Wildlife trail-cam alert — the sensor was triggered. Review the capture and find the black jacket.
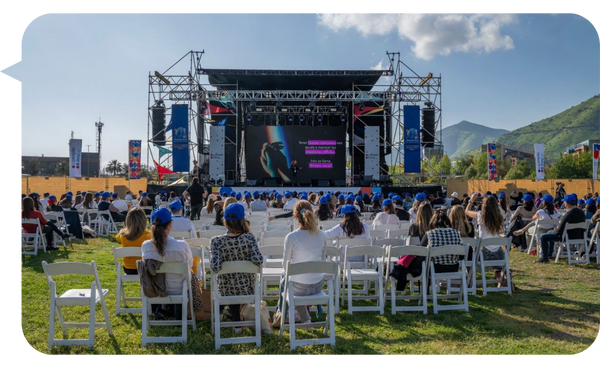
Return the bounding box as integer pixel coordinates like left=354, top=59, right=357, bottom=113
left=556, top=207, right=586, bottom=239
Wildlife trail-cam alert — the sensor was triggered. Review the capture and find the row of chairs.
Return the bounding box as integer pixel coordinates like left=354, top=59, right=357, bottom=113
left=526, top=220, right=599, bottom=265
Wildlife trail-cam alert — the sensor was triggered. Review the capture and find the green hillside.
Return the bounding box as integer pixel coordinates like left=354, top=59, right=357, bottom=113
left=438, top=120, right=509, bottom=158
left=496, top=95, right=600, bottom=162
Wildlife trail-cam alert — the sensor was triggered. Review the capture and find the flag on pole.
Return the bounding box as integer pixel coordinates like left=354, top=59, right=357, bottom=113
left=487, top=143, right=497, bottom=181
left=534, top=143, right=545, bottom=181
left=155, top=144, right=172, bottom=158
left=154, top=160, right=176, bottom=181
left=593, top=143, right=600, bottom=180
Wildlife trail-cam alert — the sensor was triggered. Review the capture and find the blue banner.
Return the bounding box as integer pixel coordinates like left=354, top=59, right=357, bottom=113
left=171, top=104, right=189, bottom=172
left=403, top=105, right=421, bottom=173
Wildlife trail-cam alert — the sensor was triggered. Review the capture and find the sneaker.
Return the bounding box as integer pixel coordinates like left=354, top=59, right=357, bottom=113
left=513, top=229, right=525, bottom=236
left=534, top=258, right=549, bottom=264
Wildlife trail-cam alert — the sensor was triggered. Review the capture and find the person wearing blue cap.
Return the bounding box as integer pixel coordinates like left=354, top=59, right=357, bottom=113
left=584, top=198, right=597, bottom=220
left=373, top=198, right=401, bottom=227
left=111, top=192, right=129, bottom=213
left=510, top=193, right=537, bottom=227
left=408, top=193, right=427, bottom=222
left=250, top=191, right=268, bottom=212
left=336, top=194, right=345, bottom=211
left=536, top=194, right=586, bottom=263
left=40, top=192, right=51, bottom=209
left=362, top=192, right=371, bottom=206
left=370, top=193, right=382, bottom=212
left=169, top=200, right=197, bottom=237
left=283, top=191, right=297, bottom=211
left=577, top=198, right=585, bottom=209
left=403, top=193, right=413, bottom=211
left=316, top=195, right=332, bottom=221
left=58, top=193, right=74, bottom=210
left=98, top=192, right=126, bottom=222
left=46, top=195, right=64, bottom=212
left=272, top=200, right=326, bottom=328
left=354, top=195, right=365, bottom=213
left=141, top=208, right=195, bottom=318
left=392, top=195, right=410, bottom=222
left=210, top=203, right=263, bottom=324
left=234, top=192, right=248, bottom=211
left=270, top=193, right=283, bottom=209
left=324, top=204, right=369, bottom=241
left=514, top=194, right=561, bottom=244
left=76, top=192, right=98, bottom=211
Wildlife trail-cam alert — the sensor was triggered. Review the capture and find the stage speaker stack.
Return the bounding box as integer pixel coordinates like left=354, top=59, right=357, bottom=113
left=246, top=180, right=257, bottom=186
left=152, top=104, right=166, bottom=146
left=422, top=106, right=435, bottom=148
left=318, top=179, right=330, bottom=187
left=334, top=180, right=345, bottom=187
left=224, top=180, right=235, bottom=186
left=264, top=178, right=277, bottom=187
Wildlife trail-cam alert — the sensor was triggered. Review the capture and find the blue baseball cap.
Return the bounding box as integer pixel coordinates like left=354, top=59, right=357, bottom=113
left=275, top=193, right=282, bottom=199
left=219, top=187, right=232, bottom=196
left=498, top=192, right=506, bottom=199
left=235, top=192, right=242, bottom=200
left=355, top=196, right=363, bottom=202
left=151, top=208, right=172, bottom=225
left=142, top=192, right=148, bottom=197
left=244, top=192, right=251, bottom=199
left=382, top=199, right=393, bottom=207
left=224, top=203, right=245, bottom=221
left=49, top=195, right=57, bottom=201
left=284, top=191, right=292, bottom=198
left=300, top=194, right=308, bottom=200
left=564, top=194, right=577, bottom=205
left=94, top=192, right=100, bottom=198
left=67, top=191, right=73, bottom=196
left=325, top=193, right=332, bottom=201
left=230, top=191, right=236, bottom=198
left=340, top=204, right=357, bottom=215
left=415, top=193, right=426, bottom=201
left=346, top=195, right=354, bottom=202
left=392, top=195, right=402, bottom=202
left=522, top=194, right=534, bottom=202
left=363, top=192, right=368, bottom=197
left=252, top=190, right=260, bottom=197
left=338, top=194, right=345, bottom=201
left=112, top=193, right=119, bottom=199
left=82, top=191, right=87, bottom=196
left=542, top=194, right=554, bottom=203
left=578, top=199, right=585, bottom=205
left=169, top=200, right=183, bottom=212
left=161, top=196, right=168, bottom=201
left=585, top=198, right=595, bottom=206
left=319, top=196, right=328, bottom=205
left=388, top=192, right=394, bottom=198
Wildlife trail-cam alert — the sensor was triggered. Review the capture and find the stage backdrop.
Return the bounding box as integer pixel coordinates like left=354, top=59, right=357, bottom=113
left=245, top=126, right=346, bottom=183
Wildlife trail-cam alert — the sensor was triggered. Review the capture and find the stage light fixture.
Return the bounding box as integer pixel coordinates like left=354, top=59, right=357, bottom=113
left=288, top=115, right=294, bottom=123
left=316, top=114, right=323, bottom=123
left=249, top=101, right=257, bottom=111
left=154, top=71, right=171, bottom=85
left=319, top=92, right=326, bottom=99
left=299, top=115, right=305, bottom=123
left=308, top=101, right=316, bottom=112
left=276, top=101, right=283, bottom=112
left=359, top=102, right=366, bottom=111
left=246, top=115, right=252, bottom=123
left=340, top=115, right=347, bottom=123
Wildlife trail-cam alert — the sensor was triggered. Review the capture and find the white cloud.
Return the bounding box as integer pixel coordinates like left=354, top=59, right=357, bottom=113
left=370, top=61, right=384, bottom=70
left=317, top=14, right=517, bottom=60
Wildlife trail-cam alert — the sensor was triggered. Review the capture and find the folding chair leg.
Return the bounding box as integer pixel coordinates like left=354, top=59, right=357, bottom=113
left=289, top=291, right=296, bottom=350
left=101, top=297, right=113, bottom=336
left=49, top=298, right=56, bottom=347
left=89, top=288, right=96, bottom=347
left=56, top=305, right=67, bottom=336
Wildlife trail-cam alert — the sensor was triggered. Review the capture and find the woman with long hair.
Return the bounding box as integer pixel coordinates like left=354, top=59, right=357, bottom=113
left=213, top=197, right=237, bottom=227
left=324, top=204, right=369, bottom=240
left=514, top=194, right=562, bottom=245
left=408, top=193, right=427, bottom=222
left=585, top=198, right=597, bottom=220
left=141, top=208, right=196, bottom=319
left=73, top=194, right=83, bottom=208
left=116, top=207, right=151, bottom=275
left=316, top=196, right=332, bottom=221
left=449, top=205, right=475, bottom=238
left=22, top=197, right=65, bottom=251
left=466, top=194, right=505, bottom=260
left=355, top=196, right=366, bottom=213
left=510, top=193, right=537, bottom=225
left=308, top=193, right=318, bottom=206
left=273, top=200, right=326, bottom=327
left=201, top=197, right=215, bottom=216
left=371, top=194, right=382, bottom=212
left=76, top=192, right=98, bottom=210
left=407, top=202, right=434, bottom=240
left=210, top=203, right=262, bottom=324
left=498, top=192, right=509, bottom=218
left=270, top=194, right=283, bottom=209
left=372, top=199, right=401, bottom=226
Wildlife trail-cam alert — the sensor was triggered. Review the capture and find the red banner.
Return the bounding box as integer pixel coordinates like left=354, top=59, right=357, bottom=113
left=128, top=140, right=142, bottom=179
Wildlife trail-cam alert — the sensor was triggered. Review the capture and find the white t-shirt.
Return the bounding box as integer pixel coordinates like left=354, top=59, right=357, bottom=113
left=171, top=215, right=197, bottom=237
left=283, top=198, right=298, bottom=211
left=250, top=200, right=268, bottom=212
left=324, top=223, right=370, bottom=239
left=112, top=199, right=128, bottom=212
left=373, top=212, right=400, bottom=226
left=535, top=209, right=561, bottom=229
left=477, top=212, right=503, bottom=252
left=75, top=201, right=98, bottom=210
left=408, top=208, right=417, bottom=223
left=283, top=229, right=326, bottom=284
left=201, top=207, right=215, bottom=217
left=141, top=235, right=193, bottom=295
left=237, top=200, right=249, bottom=211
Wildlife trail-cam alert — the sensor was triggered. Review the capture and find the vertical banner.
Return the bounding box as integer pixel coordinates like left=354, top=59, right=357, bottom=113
left=593, top=143, right=600, bottom=180
left=209, top=125, right=226, bottom=180
left=403, top=105, right=421, bottom=173
left=534, top=143, right=545, bottom=181
left=171, top=104, right=190, bottom=172
left=364, top=126, right=380, bottom=180
left=69, top=139, right=82, bottom=177
left=487, top=143, right=497, bottom=181
left=128, top=140, right=142, bottom=179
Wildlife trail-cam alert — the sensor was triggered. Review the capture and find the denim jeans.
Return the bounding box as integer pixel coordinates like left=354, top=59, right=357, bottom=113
left=539, top=232, right=561, bottom=259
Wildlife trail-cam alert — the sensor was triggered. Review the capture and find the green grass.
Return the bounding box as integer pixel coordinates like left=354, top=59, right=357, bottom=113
left=22, top=238, right=600, bottom=354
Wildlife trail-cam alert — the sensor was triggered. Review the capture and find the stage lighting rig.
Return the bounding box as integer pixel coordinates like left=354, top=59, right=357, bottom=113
left=340, top=115, right=347, bottom=123
left=299, top=115, right=305, bottom=123
left=288, top=115, right=294, bottom=123
left=154, top=71, right=171, bottom=85
left=308, top=101, right=316, bottom=112
left=276, top=101, right=283, bottom=112
left=358, top=102, right=366, bottom=111
left=316, top=114, right=323, bottom=124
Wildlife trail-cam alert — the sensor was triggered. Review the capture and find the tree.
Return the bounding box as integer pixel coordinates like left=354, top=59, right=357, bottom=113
left=505, top=160, right=535, bottom=179
left=54, top=161, right=69, bottom=176
left=106, top=160, right=121, bottom=176
left=440, top=155, right=452, bottom=176
left=26, top=157, right=41, bottom=176
left=547, top=151, right=593, bottom=179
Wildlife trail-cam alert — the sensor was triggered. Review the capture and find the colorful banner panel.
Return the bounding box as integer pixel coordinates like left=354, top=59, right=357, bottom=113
left=487, top=143, right=497, bottom=181
left=209, top=126, right=226, bottom=181
left=171, top=104, right=190, bottom=173
left=365, top=126, right=380, bottom=180
left=69, top=139, right=82, bottom=178
left=593, top=143, right=600, bottom=181
left=534, top=143, right=545, bottom=181
left=403, top=105, right=421, bottom=173
left=128, top=140, right=142, bottom=179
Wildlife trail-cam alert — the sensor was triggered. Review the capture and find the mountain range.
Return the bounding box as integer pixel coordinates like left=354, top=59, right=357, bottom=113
left=440, top=95, right=600, bottom=162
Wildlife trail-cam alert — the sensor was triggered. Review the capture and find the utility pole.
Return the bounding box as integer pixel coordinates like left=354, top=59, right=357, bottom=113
left=86, top=145, right=91, bottom=177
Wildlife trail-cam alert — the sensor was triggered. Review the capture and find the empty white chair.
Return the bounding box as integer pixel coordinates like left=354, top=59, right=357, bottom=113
left=555, top=223, right=590, bottom=264
left=279, top=261, right=337, bottom=350
left=388, top=228, right=409, bottom=239
left=461, top=237, right=482, bottom=295
left=589, top=222, right=599, bottom=264
left=262, top=230, right=290, bottom=240
left=199, top=229, right=227, bottom=239
left=22, top=218, right=46, bottom=255
left=372, top=223, right=399, bottom=231
left=260, top=236, right=286, bottom=247
left=259, top=245, right=285, bottom=308
left=212, top=261, right=262, bottom=350
left=324, top=246, right=342, bottom=313
left=140, top=261, right=197, bottom=346
left=479, top=237, right=513, bottom=295
left=386, top=245, right=430, bottom=314
left=369, top=230, right=388, bottom=239
left=42, top=261, right=113, bottom=347
left=112, top=246, right=142, bottom=314
left=428, top=245, right=469, bottom=314
left=170, top=229, right=195, bottom=240
left=343, top=245, right=385, bottom=315
left=185, top=237, right=212, bottom=287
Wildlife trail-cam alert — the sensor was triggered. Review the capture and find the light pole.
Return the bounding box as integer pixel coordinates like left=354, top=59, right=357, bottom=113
left=86, top=145, right=91, bottom=177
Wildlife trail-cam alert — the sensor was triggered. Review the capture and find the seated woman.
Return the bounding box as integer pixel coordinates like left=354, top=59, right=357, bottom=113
left=141, top=208, right=194, bottom=318
left=59, top=194, right=74, bottom=210
left=75, top=192, right=98, bottom=210
left=325, top=204, right=369, bottom=263
left=273, top=200, right=327, bottom=327
left=213, top=197, right=236, bottom=228
left=517, top=194, right=561, bottom=245
left=407, top=202, right=434, bottom=241
left=466, top=193, right=505, bottom=260
left=201, top=197, right=216, bottom=217
left=210, top=203, right=263, bottom=324
left=585, top=199, right=597, bottom=220
left=22, top=197, right=65, bottom=251
left=449, top=205, right=475, bottom=238
left=372, top=199, right=401, bottom=227
left=316, top=196, right=332, bottom=221
left=510, top=193, right=537, bottom=225
left=46, top=195, right=64, bottom=212
left=116, top=207, right=151, bottom=275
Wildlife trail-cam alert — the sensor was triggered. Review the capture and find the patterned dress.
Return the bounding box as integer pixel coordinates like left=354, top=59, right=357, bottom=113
left=210, top=233, right=263, bottom=296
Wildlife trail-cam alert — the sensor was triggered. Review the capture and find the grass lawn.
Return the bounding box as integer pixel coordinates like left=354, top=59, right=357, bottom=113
left=21, top=237, right=600, bottom=354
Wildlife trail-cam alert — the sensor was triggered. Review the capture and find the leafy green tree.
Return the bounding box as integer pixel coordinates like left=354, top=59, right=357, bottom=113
left=54, top=161, right=69, bottom=176
left=505, top=160, right=535, bottom=179
left=440, top=155, right=452, bottom=175
left=26, top=157, right=41, bottom=176
left=547, top=151, right=593, bottom=179
left=106, top=160, right=121, bottom=176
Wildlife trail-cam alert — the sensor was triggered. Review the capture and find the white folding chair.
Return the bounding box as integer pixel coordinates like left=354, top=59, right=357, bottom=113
left=479, top=237, right=513, bottom=295
left=589, top=222, right=599, bottom=264
left=185, top=237, right=212, bottom=287
left=555, top=223, right=590, bottom=264
left=279, top=261, right=337, bottom=350
left=324, top=246, right=342, bottom=314
left=527, top=219, right=559, bottom=255
left=22, top=218, right=47, bottom=255
left=399, top=221, right=411, bottom=229
left=81, top=209, right=99, bottom=228
left=43, top=212, right=68, bottom=248
left=259, top=236, right=286, bottom=248
left=112, top=246, right=142, bottom=314
left=405, top=236, right=421, bottom=245
left=96, top=210, right=115, bottom=237
left=343, top=245, right=385, bottom=315
left=139, top=261, right=196, bottom=346
left=261, top=230, right=290, bottom=241
left=388, top=228, right=409, bottom=239
left=259, top=245, right=285, bottom=309
left=461, top=237, right=482, bottom=295
left=263, top=223, right=291, bottom=232
left=171, top=229, right=194, bottom=240
left=369, top=230, right=388, bottom=239
left=386, top=245, right=430, bottom=314
left=428, top=245, right=470, bottom=314
left=138, top=206, right=153, bottom=220
left=42, top=261, right=113, bottom=347
left=199, top=229, right=226, bottom=239
left=212, top=261, right=262, bottom=350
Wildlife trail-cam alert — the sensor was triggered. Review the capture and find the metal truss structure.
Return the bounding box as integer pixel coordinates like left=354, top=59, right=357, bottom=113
left=147, top=51, right=443, bottom=186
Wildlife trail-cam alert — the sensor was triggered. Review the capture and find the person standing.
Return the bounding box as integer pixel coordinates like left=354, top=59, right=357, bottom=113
left=183, top=177, right=206, bottom=221
left=290, top=160, right=301, bottom=187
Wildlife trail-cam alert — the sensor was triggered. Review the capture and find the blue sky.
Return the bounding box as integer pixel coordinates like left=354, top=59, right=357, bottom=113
left=4, top=13, right=599, bottom=169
